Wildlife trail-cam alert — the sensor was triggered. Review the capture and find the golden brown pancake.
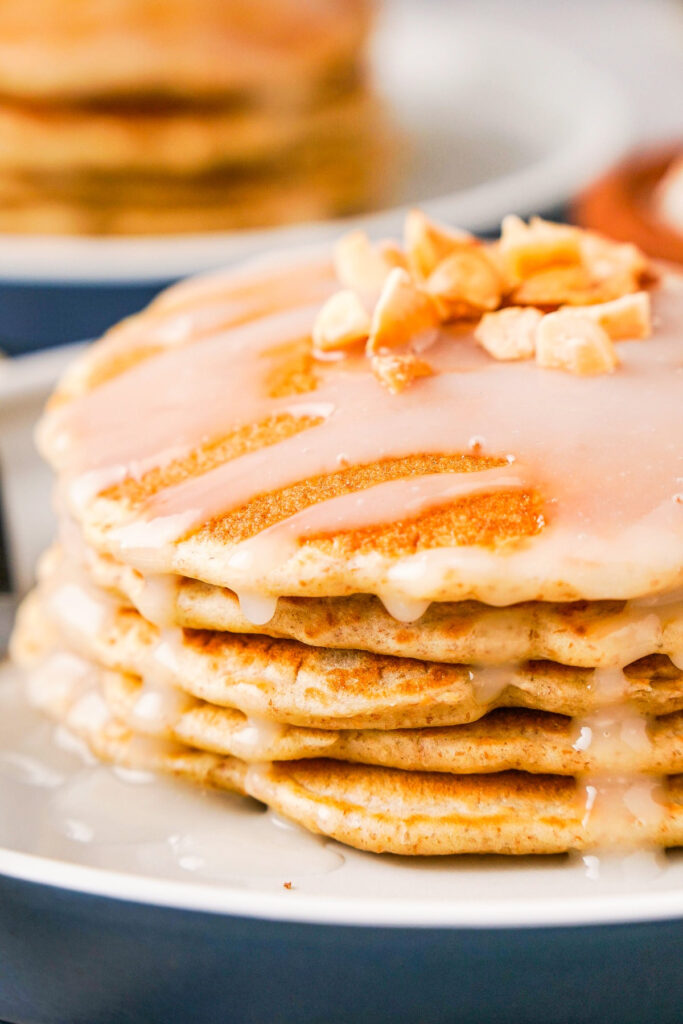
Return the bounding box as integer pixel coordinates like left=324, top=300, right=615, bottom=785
left=100, top=666, right=683, bottom=776
left=0, top=174, right=377, bottom=237
left=0, top=134, right=384, bottom=235
left=0, top=2, right=386, bottom=234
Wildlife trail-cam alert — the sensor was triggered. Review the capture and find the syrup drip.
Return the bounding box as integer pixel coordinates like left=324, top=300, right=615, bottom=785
left=135, top=573, right=180, bottom=628
left=235, top=590, right=279, bottom=627
left=230, top=716, right=286, bottom=760
left=129, top=682, right=192, bottom=732
left=377, top=592, right=430, bottom=623
left=587, top=613, right=663, bottom=666
left=574, top=665, right=666, bottom=853
left=129, top=629, right=193, bottom=729
left=577, top=848, right=667, bottom=882
left=469, top=665, right=513, bottom=705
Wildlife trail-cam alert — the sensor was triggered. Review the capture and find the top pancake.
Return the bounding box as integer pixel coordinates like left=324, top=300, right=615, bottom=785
left=38, top=221, right=683, bottom=606
left=0, top=0, right=371, bottom=102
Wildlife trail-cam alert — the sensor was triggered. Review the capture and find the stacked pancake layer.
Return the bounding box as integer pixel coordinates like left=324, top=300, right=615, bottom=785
left=11, top=213, right=683, bottom=855
left=0, top=0, right=384, bottom=234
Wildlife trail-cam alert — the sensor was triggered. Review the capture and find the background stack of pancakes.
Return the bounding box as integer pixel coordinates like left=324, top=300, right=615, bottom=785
left=11, top=219, right=683, bottom=856
left=0, top=0, right=385, bottom=234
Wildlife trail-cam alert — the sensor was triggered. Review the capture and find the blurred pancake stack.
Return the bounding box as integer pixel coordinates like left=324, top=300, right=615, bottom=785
left=11, top=210, right=683, bottom=855
left=0, top=0, right=386, bottom=234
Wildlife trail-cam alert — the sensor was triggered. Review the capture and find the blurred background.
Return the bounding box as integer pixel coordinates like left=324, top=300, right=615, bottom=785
left=0, top=0, right=679, bottom=356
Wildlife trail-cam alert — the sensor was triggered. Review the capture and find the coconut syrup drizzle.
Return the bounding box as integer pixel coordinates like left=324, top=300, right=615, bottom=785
left=40, top=269, right=683, bottom=610
left=37, top=253, right=683, bottom=853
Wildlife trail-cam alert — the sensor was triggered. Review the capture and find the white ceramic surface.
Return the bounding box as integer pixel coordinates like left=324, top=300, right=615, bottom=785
left=0, top=345, right=682, bottom=930
left=0, top=3, right=629, bottom=284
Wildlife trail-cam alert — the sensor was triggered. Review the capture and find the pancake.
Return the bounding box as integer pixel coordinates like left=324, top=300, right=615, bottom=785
left=17, top=586, right=683, bottom=733
left=0, top=2, right=384, bottom=236
left=49, top=252, right=340, bottom=400
left=83, top=546, right=683, bottom=669
left=0, top=156, right=380, bottom=236
left=17, top=649, right=683, bottom=855
left=0, top=0, right=372, bottom=102
left=12, top=211, right=683, bottom=859
left=37, top=220, right=682, bottom=604
left=0, top=87, right=380, bottom=176
left=17, top=597, right=681, bottom=778
left=101, top=666, right=683, bottom=776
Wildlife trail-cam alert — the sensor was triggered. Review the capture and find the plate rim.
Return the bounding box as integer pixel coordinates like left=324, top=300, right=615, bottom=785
left=0, top=838, right=682, bottom=929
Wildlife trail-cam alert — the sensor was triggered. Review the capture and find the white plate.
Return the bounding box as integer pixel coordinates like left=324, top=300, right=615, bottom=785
left=1, top=345, right=681, bottom=931
left=0, top=3, right=629, bottom=284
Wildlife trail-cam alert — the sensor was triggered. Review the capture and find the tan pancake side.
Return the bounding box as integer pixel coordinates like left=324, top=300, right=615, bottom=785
left=96, top=666, right=683, bottom=776
left=0, top=141, right=381, bottom=235
left=84, top=546, right=683, bottom=669
left=17, top=590, right=683, bottom=732
left=0, top=88, right=381, bottom=175
left=15, top=648, right=683, bottom=856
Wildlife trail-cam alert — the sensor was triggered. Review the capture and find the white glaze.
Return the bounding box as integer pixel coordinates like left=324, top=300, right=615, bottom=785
left=38, top=266, right=683, bottom=606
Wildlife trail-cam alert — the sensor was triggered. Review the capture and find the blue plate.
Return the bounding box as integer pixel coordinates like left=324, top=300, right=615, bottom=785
left=1, top=874, right=681, bottom=1024
left=0, top=279, right=170, bottom=356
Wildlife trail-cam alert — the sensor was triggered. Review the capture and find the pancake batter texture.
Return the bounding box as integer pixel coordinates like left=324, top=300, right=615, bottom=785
left=12, top=211, right=683, bottom=855
left=0, top=0, right=386, bottom=233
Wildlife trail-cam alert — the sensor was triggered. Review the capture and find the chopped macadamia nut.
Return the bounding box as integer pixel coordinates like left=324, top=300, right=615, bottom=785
left=367, top=267, right=440, bottom=353
left=511, top=263, right=638, bottom=307
left=333, top=230, right=406, bottom=292
left=371, top=352, right=433, bottom=393
left=580, top=232, right=649, bottom=284
left=474, top=306, right=542, bottom=360
left=562, top=291, right=651, bottom=341
left=536, top=310, right=619, bottom=376
left=404, top=209, right=475, bottom=279
left=499, top=215, right=582, bottom=281
left=378, top=239, right=408, bottom=269
left=312, top=290, right=371, bottom=352
left=425, top=248, right=502, bottom=318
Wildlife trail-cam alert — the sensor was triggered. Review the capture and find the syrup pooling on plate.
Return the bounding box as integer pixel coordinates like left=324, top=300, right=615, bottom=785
left=0, top=670, right=344, bottom=882
left=39, top=258, right=683, bottom=605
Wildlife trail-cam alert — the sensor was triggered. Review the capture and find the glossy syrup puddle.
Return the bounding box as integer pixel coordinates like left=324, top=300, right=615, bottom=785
left=0, top=671, right=343, bottom=887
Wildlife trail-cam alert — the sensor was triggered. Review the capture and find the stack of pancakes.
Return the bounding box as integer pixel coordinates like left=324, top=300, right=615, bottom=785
left=12, top=212, right=683, bottom=855
left=0, top=0, right=385, bottom=234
